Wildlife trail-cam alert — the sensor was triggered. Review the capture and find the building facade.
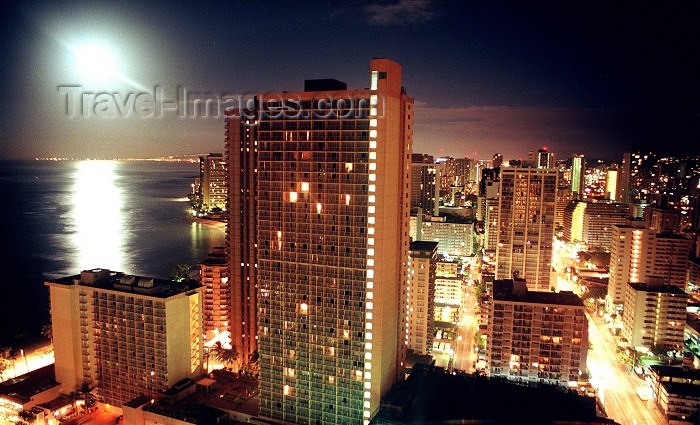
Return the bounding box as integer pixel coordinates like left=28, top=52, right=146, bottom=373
left=621, top=281, right=687, bottom=350
left=607, top=220, right=693, bottom=310
left=252, top=59, right=412, bottom=425
left=410, top=154, right=438, bottom=216
left=487, top=279, right=588, bottom=387
left=606, top=220, right=654, bottom=309
left=46, top=269, right=204, bottom=406
left=410, top=213, right=475, bottom=257
left=495, top=166, right=558, bottom=292
left=407, top=241, right=438, bottom=355
left=198, top=247, right=230, bottom=338
left=200, top=153, right=228, bottom=211
left=564, top=201, right=631, bottom=250
left=571, top=154, right=586, bottom=200
left=225, top=107, right=259, bottom=366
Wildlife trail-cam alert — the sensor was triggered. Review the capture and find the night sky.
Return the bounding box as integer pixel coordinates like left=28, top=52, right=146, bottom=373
left=1, top=1, right=698, bottom=161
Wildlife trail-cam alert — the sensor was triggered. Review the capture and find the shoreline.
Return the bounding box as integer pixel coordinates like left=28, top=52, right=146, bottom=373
left=180, top=216, right=227, bottom=229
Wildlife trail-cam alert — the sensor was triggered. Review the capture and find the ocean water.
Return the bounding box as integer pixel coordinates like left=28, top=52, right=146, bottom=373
left=0, top=160, right=225, bottom=348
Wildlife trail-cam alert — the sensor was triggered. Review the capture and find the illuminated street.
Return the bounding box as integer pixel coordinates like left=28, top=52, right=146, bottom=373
left=586, top=312, right=666, bottom=425
left=453, top=287, right=477, bottom=372
left=0, top=345, right=54, bottom=382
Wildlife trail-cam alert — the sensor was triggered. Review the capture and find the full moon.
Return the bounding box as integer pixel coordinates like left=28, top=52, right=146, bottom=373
left=73, top=43, right=118, bottom=82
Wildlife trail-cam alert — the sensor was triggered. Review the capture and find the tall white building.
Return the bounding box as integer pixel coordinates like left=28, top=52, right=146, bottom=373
left=495, top=166, right=558, bottom=292
left=252, top=58, right=412, bottom=425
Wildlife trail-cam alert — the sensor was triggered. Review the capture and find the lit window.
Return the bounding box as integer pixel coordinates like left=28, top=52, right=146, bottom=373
left=366, top=332, right=373, bottom=340
left=369, top=174, right=376, bottom=181
left=369, top=152, right=377, bottom=160
left=368, top=217, right=375, bottom=224
left=289, top=191, right=298, bottom=202
left=365, top=352, right=372, bottom=360
left=367, top=302, right=374, bottom=310
left=369, top=141, right=377, bottom=149
left=283, top=385, right=290, bottom=396
left=369, top=163, right=376, bottom=171
left=367, top=269, right=374, bottom=278
left=367, top=281, right=373, bottom=289
left=370, top=108, right=377, bottom=116
left=368, top=206, right=375, bottom=213
left=300, top=182, right=310, bottom=192
left=370, top=72, right=378, bottom=90
left=370, top=119, right=377, bottom=127
left=345, top=194, right=351, bottom=205
left=316, top=203, right=322, bottom=214
left=370, top=130, right=377, bottom=138
left=345, top=163, right=353, bottom=172
left=364, top=391, right=371, bottom=399
left=367, top=291, right=374, bottom=299
left=367, top=248, right=374, bottom=256
left=300, top=303, right=308, bottom=314
left=365, top=371, right=372, bottom=379
left=368, top=184, right=376, bottom=192
left=368, top=238, right=374, bottom=245
left=277, top=231, right=282, bottom=239
left=368, top=227, right=375, bottom=235
left=364, top=382, right=372, bottom=389
left=367, top=259, right=374, bottom=266
left=366, top=312, right=373, bottom=320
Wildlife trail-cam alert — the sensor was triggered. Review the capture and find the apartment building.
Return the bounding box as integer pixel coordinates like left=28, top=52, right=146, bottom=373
left=496, top=167, right=558, bottom=292
left=197, top=247, right=230, bottom=338
left=410, top=213, right=475, bottom=257
left=200, top=153, right=227, bottom=211
left=407, top=241, right=438, bottom=355
left=488, top=279, right=588, bottom=387
left=607, top=219, right=693, bottom=311
left=621, top=280, right=687, bottom=350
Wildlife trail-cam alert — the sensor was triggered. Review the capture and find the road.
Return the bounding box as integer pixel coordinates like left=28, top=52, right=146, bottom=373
left=551, top=242, right=665, bottom=425
left=586, top=311, right=666, bottom=425
left=453, top=287, right=477, bottom=372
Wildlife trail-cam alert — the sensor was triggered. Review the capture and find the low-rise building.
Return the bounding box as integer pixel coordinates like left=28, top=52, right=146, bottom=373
left=0, top=365, right=59, bottom=421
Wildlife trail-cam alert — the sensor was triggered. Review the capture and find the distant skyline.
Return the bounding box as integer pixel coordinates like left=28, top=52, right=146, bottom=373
left=1, top=1, right=698, bottom=161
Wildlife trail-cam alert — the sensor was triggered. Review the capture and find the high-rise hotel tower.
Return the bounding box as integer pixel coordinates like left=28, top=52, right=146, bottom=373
left=227, top=58, right=412, bottom=425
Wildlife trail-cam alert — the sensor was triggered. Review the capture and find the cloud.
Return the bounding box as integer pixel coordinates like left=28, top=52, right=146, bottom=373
left=364, top=1, right=437, bottom=26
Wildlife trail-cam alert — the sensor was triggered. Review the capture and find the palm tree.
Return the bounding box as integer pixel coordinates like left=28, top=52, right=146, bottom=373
left=41, top=324, right=53, bottom=345
left=171, top=263, right=195, bottom=283
left=213, top=341, right=239, bottom=369
left=18, top=410, right=37, bottom=425
left=77, top=381, right=96, bottom=402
